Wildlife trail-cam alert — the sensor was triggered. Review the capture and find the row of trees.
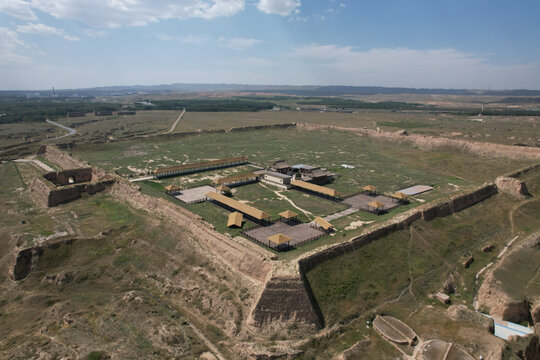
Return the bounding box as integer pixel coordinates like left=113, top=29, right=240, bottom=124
left=140, top=99, right=276, bottom=112
left=0, top=98, right=121, bottom=124
left=297, top=98, right=428, bottom=110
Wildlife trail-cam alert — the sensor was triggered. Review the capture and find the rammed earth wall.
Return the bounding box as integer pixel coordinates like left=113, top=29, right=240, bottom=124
left=109, top=181, right=272, bottom=283
left=298, top=184, right=497, bottom=274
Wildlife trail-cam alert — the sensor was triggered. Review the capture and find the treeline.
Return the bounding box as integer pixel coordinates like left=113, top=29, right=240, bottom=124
left=140, top=99, right=276, bottom=112
left=0, top=98, right=121, bottom=124
left=297, top=98, right=428, bottom=110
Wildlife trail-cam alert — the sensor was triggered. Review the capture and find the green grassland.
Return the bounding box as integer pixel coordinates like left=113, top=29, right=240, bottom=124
left=72, top=128, right=530, bottom=189
left=301, top=178, right=540, bottom=358
left=0, top=121, right=64, bottom=148
left=180, top=110, right=539, bottom=147
left=55, top=110, right=181, bottom=141
left=69, top=128, right=532, bottom=241
left=176, top=111, right=299, bottom=131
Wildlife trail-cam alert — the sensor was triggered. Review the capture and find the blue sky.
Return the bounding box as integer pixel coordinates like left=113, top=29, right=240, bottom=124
left=1, top=0, right=539, bottom=90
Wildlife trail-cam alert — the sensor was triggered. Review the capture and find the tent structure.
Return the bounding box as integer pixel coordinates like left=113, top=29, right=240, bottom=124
left=205, top=191, right=271, bottom=221
left=291, top=180, right=340, bottom=198
left=313, top=216, right=334, bottom=231
left=227, top=212, right=243, bottom=228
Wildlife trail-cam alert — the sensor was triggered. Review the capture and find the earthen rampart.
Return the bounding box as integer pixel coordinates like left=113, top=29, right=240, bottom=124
left=43, top=168, right=93, bottom=185
left=28, top=171, right=114, bottom=207
left=502, top=163, right=540, bottom=178
left=110, top=181, right=272, bottom=283
left=38, top=145, right=86, bottom=169
left=298, top=184, right=497, bottom=274
left=10, top=238, right=77, bottom=281
left=251, top=276, right=323, bottom=329
left=296, top=123, right=540, bottom=161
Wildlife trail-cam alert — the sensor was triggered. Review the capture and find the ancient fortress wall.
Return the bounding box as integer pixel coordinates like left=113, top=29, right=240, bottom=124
left=29, top=147, right=114, bottom=207
left=28, top=177, right=53, bottom=207
left=298, top=184, right=498, bottom=274
left=296, top=123, right=540, bottom=161
left=38, top=145, right=86, bottom=169
left=43, top=168, right=93, bottom=185
left=28, top=145, right=536, bottom=331
left=503, top=163, right=540, bottom=178
left=110, top=181, right=272, bottom=283
left=251, top=276, right=323, bottom=330
left=28, top=170, right=113, bottom=207
left=251, top=184, right=499, bottom=329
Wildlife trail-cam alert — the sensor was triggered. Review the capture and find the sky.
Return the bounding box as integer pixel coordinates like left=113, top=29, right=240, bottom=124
left=1, top=0, right=540, bottom=90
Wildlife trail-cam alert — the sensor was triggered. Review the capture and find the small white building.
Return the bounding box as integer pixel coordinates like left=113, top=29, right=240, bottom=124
left=262, top=171, right=292, bottom=189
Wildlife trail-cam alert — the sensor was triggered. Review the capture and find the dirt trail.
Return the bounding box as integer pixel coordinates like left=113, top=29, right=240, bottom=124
left=45, top=119, right=77, bottom=141
left=509, top=198, right=538, bottom=234
left=165, top=109, right=186, bottom=134
left=258, top=182, right=314, bottom=219
left=473, top=235, right=519, bottom=311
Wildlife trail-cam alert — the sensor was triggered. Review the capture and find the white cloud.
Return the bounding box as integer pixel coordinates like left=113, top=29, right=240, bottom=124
left=27, top=0, right=245, bottom=27
left=17, top=22, right=79, bottom=41
left=242, top=56, right=274, bottom=66
left=218, top=36, right=260, bottom=50
left=257, top=0, right=300, bottom=16
left=156, top=33, right=174, bottom=41
left=156, top=33, right=208, bottom=44
left=0, top=0, right=37, bottom=20
left=180, top=34, right=209, bottom=44
left=0, top=27, right=31, bottom=64
left=84, top=28, right=107, bottom=38
left=295, top=44, right=540, bottom=89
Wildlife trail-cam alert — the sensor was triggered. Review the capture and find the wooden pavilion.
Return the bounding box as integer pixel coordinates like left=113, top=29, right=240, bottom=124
left=267, top=233, right=291, bottom=250
left=164, top=184, right=181, bottom=195
left=279, top=210, right=299, bottom=224
left=363, top=185, right=377, bottom=195
left=391, top=192, right=409, bottom=204
left=216, top=185, right=231, bottom=195
left=367, top=200, right=386, bottom=214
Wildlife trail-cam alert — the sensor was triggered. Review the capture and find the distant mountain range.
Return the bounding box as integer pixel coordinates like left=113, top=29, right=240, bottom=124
left=2, top=83, right=540, bottom=97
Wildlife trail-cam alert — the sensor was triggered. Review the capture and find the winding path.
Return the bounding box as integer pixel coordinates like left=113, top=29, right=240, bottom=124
left=165, top=109, right=186, bottom=134
left=45, top=119, right=77, bottom=141
left=258, top=182, right=314, bottom=219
